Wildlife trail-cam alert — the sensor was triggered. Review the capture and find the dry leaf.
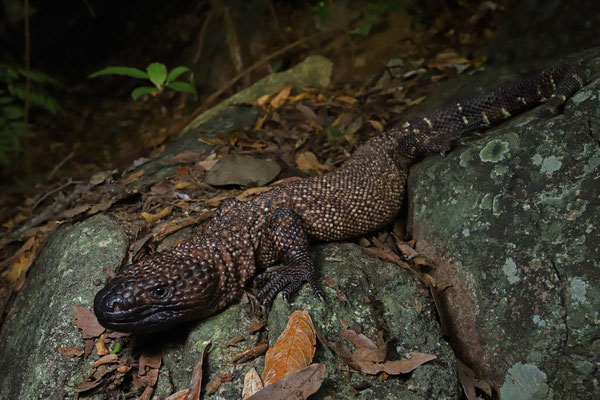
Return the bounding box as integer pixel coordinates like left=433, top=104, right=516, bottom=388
left=270, top=86, right=292, bottom=108
left=95, top=333, right=109, bottom=356
left=73, top=305, right=105, bottom=338
left=354, top=352, right=437, bottom=375
left=165, top=389, right=189, bottom=400
left=184, top=341, right=212, bottom=400
left=161, top=151, right=205, bottom=165
left=122, top=170, right=143, bottom=185
left=336, top=95, right=358, bottom=104
left=2, top=237, right=40, bottom=290
left=367, top=120, right=384, bottom=132
left=236, top=186, right=273, bottom=201
left=93, top=354, right=118, bottom=367
left=233, top=340, right=269, bottom=364
left=60, top=204, right=92, bottom=219
left=139, top=351, right=162, bottom=372
left=338, top=330, right=377, bottom=350
left=58, top=347, right=84, bottom=358
left=242, top=368, right=264, bottom=399
left=248, top=363, right=325, bottom=400
left=262, top=309, right=316, bottom=385
left=296, top=151, right=329, bottom=174
left=253, top=113, right=269, bottom=131
left=458, top=360, right=492, bottom=400
left=141, top=206, right=172, bottom=223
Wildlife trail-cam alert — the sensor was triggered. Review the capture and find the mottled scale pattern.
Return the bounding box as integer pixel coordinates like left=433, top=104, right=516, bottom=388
left=94, top=64, right=587, bottom=333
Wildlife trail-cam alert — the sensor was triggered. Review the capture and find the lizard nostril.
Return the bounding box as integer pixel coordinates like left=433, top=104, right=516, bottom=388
left=105, top=294, right=124, bottom=311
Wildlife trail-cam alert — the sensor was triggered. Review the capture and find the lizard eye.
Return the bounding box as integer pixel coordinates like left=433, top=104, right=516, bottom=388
left=151, top=286, right=168, bottom=299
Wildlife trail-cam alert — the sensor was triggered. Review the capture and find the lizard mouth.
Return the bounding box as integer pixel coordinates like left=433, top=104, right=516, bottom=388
left=93, top=285, right=188, bottom=333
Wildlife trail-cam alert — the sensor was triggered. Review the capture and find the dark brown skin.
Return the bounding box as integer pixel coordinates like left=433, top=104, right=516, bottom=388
left=94, top=64, right=587, bottom=333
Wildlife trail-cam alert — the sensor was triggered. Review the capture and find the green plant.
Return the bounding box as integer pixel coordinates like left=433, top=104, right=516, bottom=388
left=0, top=64, right=61, bottom=165
left=88, top=62, right=196, bottom=100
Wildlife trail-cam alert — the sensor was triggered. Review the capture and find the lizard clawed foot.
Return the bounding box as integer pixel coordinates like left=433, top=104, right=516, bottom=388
left=254, top=266, right=324, bottom=308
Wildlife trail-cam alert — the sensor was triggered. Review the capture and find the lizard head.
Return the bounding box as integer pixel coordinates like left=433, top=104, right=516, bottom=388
left=93, top=253, right=221, bottom=333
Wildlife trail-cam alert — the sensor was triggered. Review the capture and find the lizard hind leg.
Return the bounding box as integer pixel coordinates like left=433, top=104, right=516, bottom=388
left=254, top=208, right=325, bottom=308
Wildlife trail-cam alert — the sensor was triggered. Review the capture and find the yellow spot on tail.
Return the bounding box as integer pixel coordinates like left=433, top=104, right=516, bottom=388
left=462, top=116, right=469, bottom=125
left=572, top=73, right=584, bottom=87
left=456, top=103, right=463, bottom=111
left=481, top=112, right=491, bottom=126
left=423, top=118, right=433, bottom=128
left=501, top=108, right=511, bottom=118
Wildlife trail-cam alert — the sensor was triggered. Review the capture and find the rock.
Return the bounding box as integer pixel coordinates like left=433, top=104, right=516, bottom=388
left=205, top=154, right=280, bottom=187
left=408, top=51, right=600, bottom=398
left=0, top=215, right=129, bottom=399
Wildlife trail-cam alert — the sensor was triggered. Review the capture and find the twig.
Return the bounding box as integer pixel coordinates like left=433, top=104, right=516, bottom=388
left=32, top=178, right=77, bottom=211
left=46, top=152, right=74, bottom=182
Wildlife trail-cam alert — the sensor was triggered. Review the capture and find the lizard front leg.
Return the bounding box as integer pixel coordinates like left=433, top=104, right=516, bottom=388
left=254, top=208, right=324, bottom=307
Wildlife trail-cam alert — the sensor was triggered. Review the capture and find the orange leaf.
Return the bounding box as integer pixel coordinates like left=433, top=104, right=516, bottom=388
left=262, top=309, right=316, bottom=386
left=1, top=236, right=39, bottom=290
left=269, top=85, right=292, bottom=109
left=121, top=170, right=143, bottom=184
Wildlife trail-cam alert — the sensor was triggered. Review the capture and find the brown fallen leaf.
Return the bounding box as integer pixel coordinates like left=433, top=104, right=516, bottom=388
left=95, top=333, right=109, bottom=356
left=59, top=204, right=92, bottom=219
left=205, top=372, right=233, bottom=396
left=160, top=151, right=206, bottom=165
left=73, top=305, right=105, bottom=338
left=121, top=170, right=144, bottom=185
left=296, top=151, right=330, bottom=174
left=353, top=352, right=437, bottom=375
left=139, top=350, right=162, bottom=373
left=165, top=389, right=189, bottom=400
left=58, top=346, right=84, bottom=358
left=247, top=320, right=266, bottom=333
left=248, top=363, right=325, bottom=400
left=236, top=186, right=273, bottom=201
left=233, top=340, right=269, bottom=364
left=458, top=359, right=492, bottom=400
left=93, top=354, right=118, bottom=367
left=242, top=368, right=264, bottom=399
left=139, top=386, right=153, bottom=400
left=184, top=341, right=212, bottom=400
left=226, top=335, right=245, bottom=346
left=338, top=330, right=377, bottom=351
left=324, top=276, right=350, bottom=306
left=262, top=309, right=316, bottom=385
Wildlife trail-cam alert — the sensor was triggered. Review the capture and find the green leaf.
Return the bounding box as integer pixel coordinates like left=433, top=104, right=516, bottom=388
left=166, top=81, right=196, bottom=95
left=350, top=22, right=373, bottom=37
left=146, top=62, right=167, bottom=87
left=0, top=96, right=13, bottom=105
left=88, top=67, right=149, bottom=79
left=327, top=126, right=345, bottom=142
left=2, top=106, right=24, bottom=119
left=16, top=67, right=61, bottom=85
left=131, top=86, right=158, bottom=100
left=166, top=66, right=191, bottom=83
